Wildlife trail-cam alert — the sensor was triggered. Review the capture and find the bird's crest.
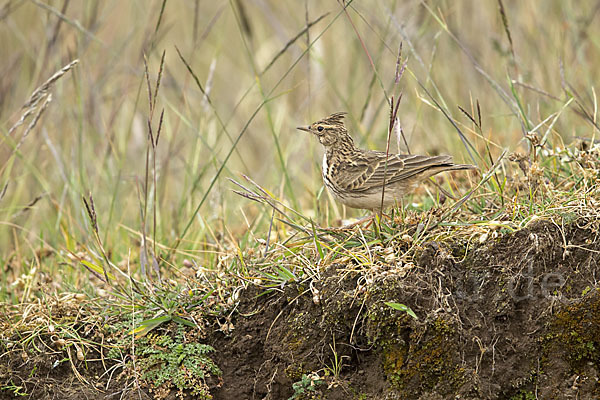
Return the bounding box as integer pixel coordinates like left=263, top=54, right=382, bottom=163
left=319, top=112, right=347, bottom=127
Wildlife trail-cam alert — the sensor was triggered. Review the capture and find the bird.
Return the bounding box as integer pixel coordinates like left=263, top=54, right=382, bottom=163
left=297, top=112, right=476, bottom=214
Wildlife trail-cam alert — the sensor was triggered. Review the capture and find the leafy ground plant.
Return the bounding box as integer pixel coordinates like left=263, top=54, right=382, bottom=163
left=134, top=327, right=222, bottom=399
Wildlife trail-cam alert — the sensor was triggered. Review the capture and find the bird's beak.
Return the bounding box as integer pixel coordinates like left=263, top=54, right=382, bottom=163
left=296, top=126, right=310, bottom=132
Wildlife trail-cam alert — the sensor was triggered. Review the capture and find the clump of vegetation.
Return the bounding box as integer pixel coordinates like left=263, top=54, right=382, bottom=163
left=289, top=373, right=324, bottom=400
left=135, top=328, right=221, bottom=399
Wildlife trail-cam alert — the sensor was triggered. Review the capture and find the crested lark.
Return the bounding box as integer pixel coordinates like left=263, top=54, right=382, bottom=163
left=297, top=112, right=476, bottom=213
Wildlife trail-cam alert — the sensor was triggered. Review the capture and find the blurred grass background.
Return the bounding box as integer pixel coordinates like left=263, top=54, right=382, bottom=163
left=1, top=0, right=598, bottom=300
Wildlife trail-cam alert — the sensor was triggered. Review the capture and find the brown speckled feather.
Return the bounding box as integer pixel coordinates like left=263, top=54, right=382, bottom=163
left=298, top=112, right=476, bottom=211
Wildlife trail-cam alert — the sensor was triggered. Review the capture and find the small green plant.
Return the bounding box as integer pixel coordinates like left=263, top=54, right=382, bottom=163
left=1, top=383, right=28, bottom=397
left=582, top=286, right=591, bottom=296
left=289, top=372, right=324, bottom=400
left=135, top=326, right=221, bottom=398
left=324, top=337, right=348, bottom=380
left=385, top=301, right=418, bottom=320
left=510, top=390, right=536, bottom=400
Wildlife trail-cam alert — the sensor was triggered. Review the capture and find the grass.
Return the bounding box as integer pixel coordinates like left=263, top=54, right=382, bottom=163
left=1, top=0, right=600, bottom=398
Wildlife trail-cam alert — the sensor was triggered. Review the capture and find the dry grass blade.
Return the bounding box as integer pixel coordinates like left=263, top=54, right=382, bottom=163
left=419, top=0, right=522, bottom=131
left=24, top=59, right=78, bottom=109
left=10, top=192, right=47, bottom=220
left=497, top=0, right=516, bottom=62
left=82, top=193, right=110, bottom=283
left=229, top=177, right=292, bottom=222
left=340, top=0, right=392, bottom=104
left=394, top=42, right=408, bottom=84
left=559, top=61, right=600, bottom=132
left=3, top=61, right=74, bottom=187
left=143, top=54, right=153, bottom=116
left=0, top=183, right=7, bottom=202
left=153, top=0, right=168, bottom=38
left=304, top=0, right=312, bottom=115
left=175, top=45, right=249, bottom=171
left=233, top=0, right=252, bottom=38
left=458, top=105, right=479, bottom=128
left=380, top=95, right=403, bottom=214
left=512, top=80, right=562, bottom=101
left=0, top=1, right=24, bottom=21
left=394, top=44, right=410, bottom=153
left=201, top=58, right=217, bottom=111
left=7, top=59, right=78, bottom=138
left=7, top=107, right=35, bottom=138
left=5, top=94, right=53, bottom=169
left=153, top=51, right=166, bottom=117
left=31, top=0, right=101, bottom=43
left=448, top=148, right=508, bottom=215
left=416, top=81, right=479, bottom=163
left=140, top=54, right=166, bottom=281
left=260, top=11, right=329, bottom=75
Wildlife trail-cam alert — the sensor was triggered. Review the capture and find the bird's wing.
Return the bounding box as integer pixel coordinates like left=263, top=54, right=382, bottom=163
left=336, top=152, right=453, bottom=192
left=332, top=155, right=377, bottom=191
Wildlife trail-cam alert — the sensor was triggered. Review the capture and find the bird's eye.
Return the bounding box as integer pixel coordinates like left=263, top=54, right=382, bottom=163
left=317, top=126, right=324, bottom=132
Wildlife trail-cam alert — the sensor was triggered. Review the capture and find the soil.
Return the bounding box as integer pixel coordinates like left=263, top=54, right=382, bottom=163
left=2, top=219, right=600, bottom=399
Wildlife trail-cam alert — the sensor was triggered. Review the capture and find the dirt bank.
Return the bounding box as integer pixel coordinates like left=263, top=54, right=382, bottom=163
left=2, top=219, right=599, bottom=399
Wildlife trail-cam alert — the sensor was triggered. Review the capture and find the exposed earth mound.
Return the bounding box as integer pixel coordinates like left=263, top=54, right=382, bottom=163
left=210, top=219, right=599, bottom=400
left=2, top=218, right=599, bottom=399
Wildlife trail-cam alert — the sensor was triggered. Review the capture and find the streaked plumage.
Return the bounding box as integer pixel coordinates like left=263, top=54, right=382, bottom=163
left=297, top=112, right=475, bottom=212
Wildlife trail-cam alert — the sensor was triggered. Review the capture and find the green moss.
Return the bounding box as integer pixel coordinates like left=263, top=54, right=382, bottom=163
left=543, top=289, right=600, bottom=372
left=286, top=310, right=315, bottom=355
left=285, top=363, right=305, bottom=382
left=387, top=318, right=465, bottom=394
left=382, top=344, right=406, bottom=377
left=365, top=297, right=465, bottom=398
left=510, top=390, right=536, bottom=400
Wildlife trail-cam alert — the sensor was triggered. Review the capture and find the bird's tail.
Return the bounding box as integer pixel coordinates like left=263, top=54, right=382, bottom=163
left=444, top=163, right=477, bottom=171
left=402, top=155, right=477, bottom=175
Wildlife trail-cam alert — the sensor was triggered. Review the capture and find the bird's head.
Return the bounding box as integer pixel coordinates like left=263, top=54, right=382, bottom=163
left=297, top=112, right=354, bottom=148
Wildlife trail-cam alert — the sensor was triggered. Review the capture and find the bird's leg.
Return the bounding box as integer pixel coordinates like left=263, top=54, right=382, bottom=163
left=373, top=209, right=396, bottom=227
left=339, top=207, right=395, bottom=229
left=375, top=208, right=395, bottom=220
left=340, top=213, right=376, bottom=229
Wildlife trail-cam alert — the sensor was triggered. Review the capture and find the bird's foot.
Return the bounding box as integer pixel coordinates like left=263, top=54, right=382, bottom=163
left=340, top=214, right=377, bottom=229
